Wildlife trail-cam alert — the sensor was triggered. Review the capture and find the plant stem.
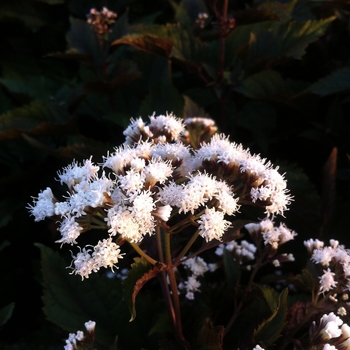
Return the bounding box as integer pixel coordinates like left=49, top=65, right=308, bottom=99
left=164, top=231, right=188, bottom=347
left=129, top=242, right=158, bottom=265
left=173, top=230, right=200, bottom=266
left=156, top=226, right=176, bottom=333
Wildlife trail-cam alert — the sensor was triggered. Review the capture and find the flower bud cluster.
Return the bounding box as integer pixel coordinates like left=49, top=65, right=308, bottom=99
left=305, top=239, right=350, bottom=295
left=28, top=113, right=291, bottom=279
left=64, top=320, right=96, bottom=350
left=86, top=7, right=117, bottom=34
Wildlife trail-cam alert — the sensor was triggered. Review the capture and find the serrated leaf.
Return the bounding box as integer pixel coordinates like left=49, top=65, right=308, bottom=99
left=0, top=100, right=70, bottom=140
left=0, top=302, right=15, bottom=327
left=253, top=288, right=288, bottom=345
left=235, top=69, right=307, bottom=99
left=113, top=24, right=204, bottom=63
left=112, top=34, right=174, bottom=58
left=123, top=257, right=166, bottom=322
left=302, top=66, right=350, bottom=96
left=227, top=17, right=334, bottom=70
left=246, top=17, right=335, bottom=65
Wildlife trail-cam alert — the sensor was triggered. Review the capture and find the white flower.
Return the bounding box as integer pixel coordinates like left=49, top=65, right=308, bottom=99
left=319, top=268, right=338, bottom=294
left=304, top=238, right=324, bottom=254
left=118, top=168, right=145, bottom=195
left=28, top=187, right=56, bottom=221
left=183, top=257, right=209, bottom=277
left=276, top=223, right=297, bottom=244
left=142, top=158, right=173, bottom=187
left=149, top=113, right=185, bottom=141
left=153, top=205, right=172, bottom=222
left=322, top=345, right=337, bottom=350
left=252, top=346, right=265, bottom=350
left=58, top=158, right=99, bottom=189
left=178, top=173, right=218, bottom=214
left=157, top=181, right=182, bottom=207
left=92, top=237, right=123, bottom=270
left=312, top=246, right=335, bottom=267
left=56, top=216, right=83, bottom=245
left=197, top=207, right=231, bottom=242
left=106, top=206, right=142, bottom=242
left=320, top=312, right=343, bottom=339
left=71, top=248, right=96, bottom=279
left=84, top=320, right=96, bottom=333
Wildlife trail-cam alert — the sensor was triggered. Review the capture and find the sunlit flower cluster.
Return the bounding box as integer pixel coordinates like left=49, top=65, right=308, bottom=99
left=28, top=113, right=291, bottom=279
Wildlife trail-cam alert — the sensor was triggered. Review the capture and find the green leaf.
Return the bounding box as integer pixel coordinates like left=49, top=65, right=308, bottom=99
left=182, top=96, right=211, bottom=120
left=138, top=77, right=184, bottom=118
left=0, top=302, right=15, bottom=327
left=66, top=17, right=105, bottom=66
left=170, top=0, right=192, bottom=27
left=246, top=17, right=335, bottom=64
left=123, top=257, right=166, bottom=322
left=253, top=288, right=288, bottom=345
left=223, top=249, right=240, bottom=289
left=226, top=17, right=334, bottom=69
left=255, top=285, right=279, bottom=313
left=235, top=69, right=307, bottom=99
left=302, top=66, right=350, bottom=96
left=113, top=24, right=204, bottom=63
left=0, top=1, right=48, bottom=31
left=196, top=318, right=224, bottom=350
left=257, top=0, right=297, bottom=22
left=0, top=100, right=69, bottom=140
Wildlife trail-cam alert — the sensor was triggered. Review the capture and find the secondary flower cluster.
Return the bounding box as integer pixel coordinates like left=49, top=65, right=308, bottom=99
left=305, top=239, right=350, bottom=295
left=64, top=320, right=96, bottom=350
left=28, top=113, right=292, bottom=279
left=86, top=7, right=117, bottom=34
left=308, top=312, right=350, bottom=349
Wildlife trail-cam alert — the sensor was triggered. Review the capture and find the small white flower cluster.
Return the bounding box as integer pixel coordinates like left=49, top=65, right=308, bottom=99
left=28, top=113, right=291, bottom=279
left=215, top=239, right=257, bottom=264
left=64, top=320, right=96, bottom=350
left=179, top=257, right=209, bottom=300
left=306, top=239, right=350, bottom=294
left=246, top=218, right=297, bottom=250
left=309, top=312, right=350, bottom=350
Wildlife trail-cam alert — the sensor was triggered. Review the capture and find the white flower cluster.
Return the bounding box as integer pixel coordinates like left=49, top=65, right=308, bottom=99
left=245, top=218, right=297, bottom=250
left=215, top=239, right=257, bottom=264
left=28, top=113, right=291, bottom=278
left=64, top=320, right=95, bottom=350
left=309, top=312, right=350, bottom=350
left=306, top=239, right=350, bottom=295
left=179, top=257, right=209, bottom=300
left=195, top=134, right=292, bottom=216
